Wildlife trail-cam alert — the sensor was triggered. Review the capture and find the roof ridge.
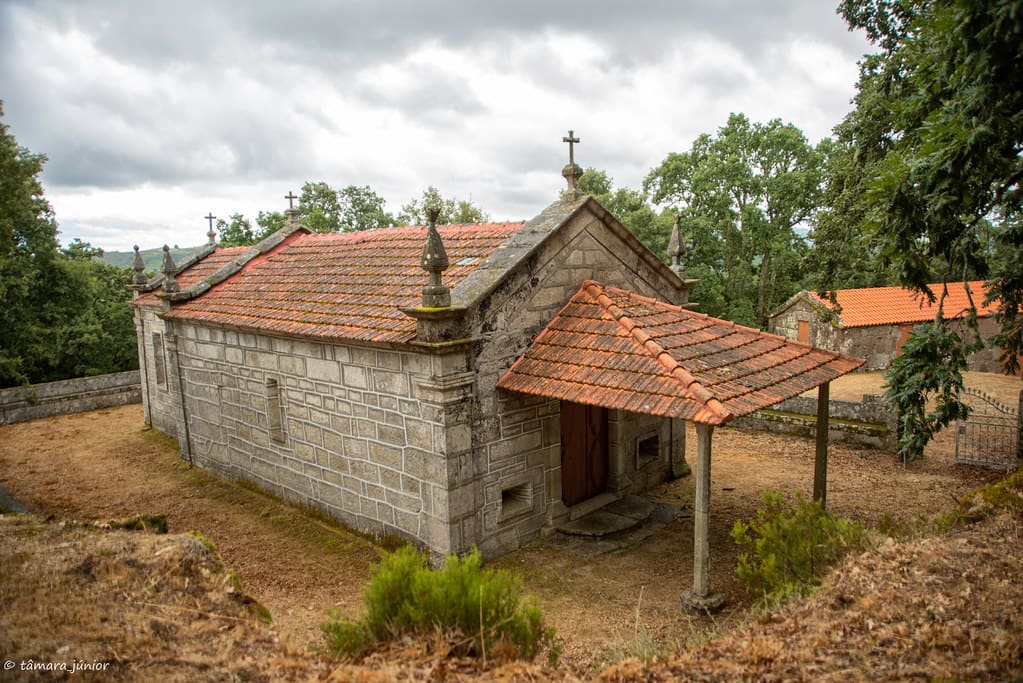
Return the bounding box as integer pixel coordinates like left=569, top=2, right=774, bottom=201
left=164, top=223, right=309, bottom=302
left=583, top=281, right=732, bottom=423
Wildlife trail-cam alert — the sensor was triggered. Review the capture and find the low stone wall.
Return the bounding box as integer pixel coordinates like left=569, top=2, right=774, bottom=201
left=732, top=393, right=897, bottom=451
left=0, top=371, right=142, bottom=425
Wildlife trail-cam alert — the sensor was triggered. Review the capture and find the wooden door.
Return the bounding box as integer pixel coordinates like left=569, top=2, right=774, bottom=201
left=560, top=402, right=609, bottom=507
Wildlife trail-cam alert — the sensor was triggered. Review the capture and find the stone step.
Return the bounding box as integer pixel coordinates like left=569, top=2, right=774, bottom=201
left=557, top=494, right=654, bottom=538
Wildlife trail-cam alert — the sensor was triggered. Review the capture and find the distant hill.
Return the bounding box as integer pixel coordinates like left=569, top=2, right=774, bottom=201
left=101, top=246, right=199, bottom=274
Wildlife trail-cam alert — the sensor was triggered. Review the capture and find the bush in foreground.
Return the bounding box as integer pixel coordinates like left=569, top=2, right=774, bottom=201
left=321, top=546, right=557, bottom=662
left=732, top=490, right=867, bottom=606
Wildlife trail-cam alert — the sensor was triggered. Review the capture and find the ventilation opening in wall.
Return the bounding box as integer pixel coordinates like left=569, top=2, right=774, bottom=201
left=500, top=481, right=533, bottom=522
left=265, top=378, right=286, bottom=444
left=152, top=333, right=167, bottom=387
left=637, top=432, right=659, bottom=466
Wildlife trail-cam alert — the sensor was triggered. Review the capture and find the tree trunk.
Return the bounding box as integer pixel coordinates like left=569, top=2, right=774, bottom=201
left=756, top=248, right=772, bottom=328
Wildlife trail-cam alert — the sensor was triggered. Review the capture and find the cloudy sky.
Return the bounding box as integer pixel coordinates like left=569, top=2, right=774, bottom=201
left=1, top=1, right=871, bottom=253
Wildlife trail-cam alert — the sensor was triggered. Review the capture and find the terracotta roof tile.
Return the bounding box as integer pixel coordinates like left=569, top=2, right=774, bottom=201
left=135, top=246, right=251, bottom=308
left=814, top=281, right=994, bottom=328
left=497, top=281, right=864, bottom=424
left=161, top=224, right=524, bottom=343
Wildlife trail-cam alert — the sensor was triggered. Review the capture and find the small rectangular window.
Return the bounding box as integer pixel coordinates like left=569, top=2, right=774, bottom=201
left=152, top=333, right=167, bottom=387
left=637, top=433, right=659, bottom=465
left=266, top=378, right=286, bottom=444
left=500, top=481, right=533, bottom=522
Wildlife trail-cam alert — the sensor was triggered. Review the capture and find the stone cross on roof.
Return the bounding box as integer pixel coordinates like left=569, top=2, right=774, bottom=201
left=205, top=212, right=217, bottom=245
left=284, top=191, right=300, bottom=226
left=561, top=129, right=583, bottom=196
left=563, top=130, right=579, bottom=165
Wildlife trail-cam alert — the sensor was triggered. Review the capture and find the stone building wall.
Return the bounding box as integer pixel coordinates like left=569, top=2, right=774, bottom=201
left=769, top=297, right=841, bottom=351
left=136, top=308, right=181, bottom=438
left=771, top=297, right=1009, bottom=373
left=135, top=203, right=693, bottom=560
left=467, top=209, right=682, bottom=557
left=137, top=308, right=474, bottom=556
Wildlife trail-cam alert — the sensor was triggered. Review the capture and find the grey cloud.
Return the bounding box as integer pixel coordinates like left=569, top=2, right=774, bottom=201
left=353, top=62, right=486, bottom=122
left=11, top=1, right=867, bottom=77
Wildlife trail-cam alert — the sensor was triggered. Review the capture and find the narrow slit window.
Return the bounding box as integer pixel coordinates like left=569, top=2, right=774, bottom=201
left=152, top=333, right=167, bottom=387
left=266, top=378, right=286, bottom=444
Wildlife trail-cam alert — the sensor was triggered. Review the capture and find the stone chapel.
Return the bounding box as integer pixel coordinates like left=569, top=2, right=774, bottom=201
left=133, top=140, right=860, bottom=609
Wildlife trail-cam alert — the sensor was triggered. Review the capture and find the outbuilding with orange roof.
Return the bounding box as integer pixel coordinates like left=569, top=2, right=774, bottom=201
left=769, top=282, right=1006, bottom=372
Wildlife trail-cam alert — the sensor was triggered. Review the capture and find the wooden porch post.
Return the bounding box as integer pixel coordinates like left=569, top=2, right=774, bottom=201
left=683, top=421, right=724, bottom=612
left=813, top=381, right=830, bottom=507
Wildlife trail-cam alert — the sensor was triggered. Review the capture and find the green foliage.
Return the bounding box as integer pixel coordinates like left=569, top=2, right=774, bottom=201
left=299, top=181, right=344, bottom=233
left=578, top=168, right=674, bottom=260
left=216, top=212, right=258, bottom=247
left=645, top=113, right=824, bottom=327
left=339, top=185, right=393, bottom=231
left=397, top=186, right=488, bottom=226
left=296, top=181, right=395, bottom=233
left=883, top=314, right=976, bottom=462
left=808, top=138, right=899, bottom=292
left=321, top=546, right=556, bottom=662
left=836, top=0, right=1023, bottom=372
left=0, top=103, right=138, bottom=387
left=732, top=491, right=867, bottom=605
left=255, top=210, right=285, bottom=237
left=215, top=183, right=393, bottom=247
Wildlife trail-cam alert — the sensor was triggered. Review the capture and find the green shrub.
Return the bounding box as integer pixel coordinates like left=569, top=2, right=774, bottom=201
left=321, top=546, right=557, bottom=662
left=732, top=490, right=867, bottom=605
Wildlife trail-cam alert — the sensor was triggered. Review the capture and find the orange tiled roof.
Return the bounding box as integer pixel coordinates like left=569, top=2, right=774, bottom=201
left=497, top=281, right=864, bottom=424
left=161, top=224, right=524, bottom=343
left=135, top=246, right=251, bottom=308
left=813, top=281, right=995, bottom=328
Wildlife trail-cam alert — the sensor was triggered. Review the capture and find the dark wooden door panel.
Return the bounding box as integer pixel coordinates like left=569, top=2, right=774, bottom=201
left=587, top=405, right=608, bottom=496
left=561, top=401, right=608, bottom=507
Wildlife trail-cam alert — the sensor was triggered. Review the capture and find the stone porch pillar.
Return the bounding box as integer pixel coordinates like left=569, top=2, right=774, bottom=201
left=683, top=421, right=724, bottom=612
left=814, top=382, right=830, bottom=507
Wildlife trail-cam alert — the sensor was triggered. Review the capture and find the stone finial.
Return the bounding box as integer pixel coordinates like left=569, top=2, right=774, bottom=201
left=562, top=129, right=583, bottom=196
left=668, top=213, right=683, bottom=264
left=131, top=245, right=148, bottom=286
left=420, top=207, right=450, bottom=308
left=160, top=245, right=180, bottom=293
left=205, top=212, right=217, bottom=245
left=669, top=212, right=686, bottom=277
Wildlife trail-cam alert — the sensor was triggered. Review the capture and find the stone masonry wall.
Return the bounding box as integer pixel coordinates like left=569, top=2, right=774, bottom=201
left=152, top=317, right=474, bottom=557
left=136, top=308, right=180, bottom=438
left=468, top=210, right=681, bottom=557
left=732, top=393, right=897, bottom=451
left=0, top=371, right=141, bottom=425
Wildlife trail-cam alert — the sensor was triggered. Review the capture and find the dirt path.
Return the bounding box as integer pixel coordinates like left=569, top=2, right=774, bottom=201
left=0, top=407, right=380, bottom=648
left=0, top=403, right=1006, bottom=672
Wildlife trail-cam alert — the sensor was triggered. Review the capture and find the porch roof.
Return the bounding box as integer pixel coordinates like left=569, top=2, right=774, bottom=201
left=496, top=281, right=864, bottom=425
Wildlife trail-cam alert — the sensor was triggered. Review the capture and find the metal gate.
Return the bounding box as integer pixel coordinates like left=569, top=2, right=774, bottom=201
left=955, top=387, right=1021, bottom=470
